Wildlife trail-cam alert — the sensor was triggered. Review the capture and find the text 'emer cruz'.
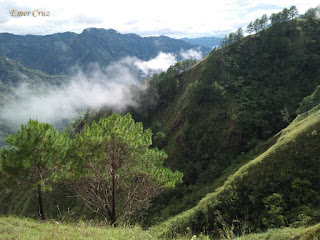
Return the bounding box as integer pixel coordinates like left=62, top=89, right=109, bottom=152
left=10, top=10, right=50, bottom=17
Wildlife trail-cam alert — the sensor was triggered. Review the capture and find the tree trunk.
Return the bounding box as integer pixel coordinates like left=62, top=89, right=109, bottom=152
left=110, top=138, right=117, bottom=226
left=37, top=184, right=46, bottom=220
left=111, top=168, right=116, bottom=226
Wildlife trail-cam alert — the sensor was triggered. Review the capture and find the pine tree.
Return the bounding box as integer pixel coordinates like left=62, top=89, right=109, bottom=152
left=70, top=113, right=183, bottom=224
left=0, top=120, right=70, bottom=220
left=288, top=6, right=299, bottom=20
left=246, top=21, right=254, bottom=34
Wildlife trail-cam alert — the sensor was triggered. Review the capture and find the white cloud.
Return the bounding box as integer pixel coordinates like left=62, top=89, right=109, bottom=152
left=0, top=52, right=187, bottom=127
left=133, top=52, right=177, bottom=76
left=180, top=48, right=203, bottom=61
left=0, top=62, right=137, bottom=127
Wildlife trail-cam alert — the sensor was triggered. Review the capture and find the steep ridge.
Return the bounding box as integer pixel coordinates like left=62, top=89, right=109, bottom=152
left=142, top=19, right=320, bottom=224
left=153, top=103, right=320, bottom=237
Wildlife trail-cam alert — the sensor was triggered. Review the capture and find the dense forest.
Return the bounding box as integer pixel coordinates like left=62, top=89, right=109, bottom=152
left=0, top=6, right=320, bottom=239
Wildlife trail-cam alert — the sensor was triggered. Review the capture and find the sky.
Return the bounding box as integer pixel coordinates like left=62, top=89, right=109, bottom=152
left=0, top=0, right=319, bottom=38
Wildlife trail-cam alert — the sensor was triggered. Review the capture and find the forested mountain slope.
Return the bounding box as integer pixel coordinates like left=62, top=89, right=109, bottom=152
left=138, top=18, right=320, bottom=224
left=0, top=56, right=67, bottom=88
left=153, top=102, right=320, bottom=237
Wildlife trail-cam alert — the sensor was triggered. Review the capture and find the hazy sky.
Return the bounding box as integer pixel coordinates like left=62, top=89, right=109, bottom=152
left=0, top=0, right=319, bottom=37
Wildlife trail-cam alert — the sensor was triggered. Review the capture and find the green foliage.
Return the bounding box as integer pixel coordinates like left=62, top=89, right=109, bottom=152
left=152, top=104, right=320, bottom=237
left=153, top=131, right=167, bottom=149
left=240, top=223, right=320, bottom=240
left=129, top=59, right=198, bottom=125
left=69, top=113, right=183, bottom=224
left=269, top=6, right=299, bottom=25
left=301, top=6, right=320, bottom=20
left=246, top=13, right=269, bottom=34
left=216, top=212, right=248, bottom=239
left=173, top=59, right=198, bottom=72
left=0, top=120, right=70, bottom=189
left=134, top=19, right=320, bottom=226
left=262, top=193, right=286, bottom=228
left=73, top=113, right=182, bottom=188
left=289, top=6, right=299, bottom=20
left=0, top=56, right=67, bottom=87
left=289, top=178, right=315, bottom=206
left=297, top=85, right=320, bottom=113
left=0, top=120, right=70, bottom=219
left=221, top=28, right=244, bottom=47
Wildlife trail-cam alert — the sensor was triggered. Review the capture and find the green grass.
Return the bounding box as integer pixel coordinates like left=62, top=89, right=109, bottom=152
left=0, top=216, right=319, bottom=240
left=0, top=216, right=155, bottom=240
left=239, top=223, right=320, bottom=240
left=0, top=216, right=205, bottom=240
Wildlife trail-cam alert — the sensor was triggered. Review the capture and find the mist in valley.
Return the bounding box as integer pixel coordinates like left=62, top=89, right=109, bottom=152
left=0, top=49, right=202, bottom=129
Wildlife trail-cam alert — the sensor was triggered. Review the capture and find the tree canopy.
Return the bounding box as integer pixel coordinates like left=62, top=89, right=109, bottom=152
left=70, top=113, right=183, bottom=224
left=0, top=120, right=70, bottom=220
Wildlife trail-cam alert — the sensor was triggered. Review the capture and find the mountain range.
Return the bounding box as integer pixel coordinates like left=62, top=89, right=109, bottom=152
left=0, top=28, right=210, bottom=75
left=181, top=36, right=223, bottom=49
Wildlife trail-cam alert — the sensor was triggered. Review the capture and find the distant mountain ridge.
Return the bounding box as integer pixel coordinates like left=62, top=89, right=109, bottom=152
left=0, top=28, right=210, bottom=75
left=181, top=36, right=223, bottom=49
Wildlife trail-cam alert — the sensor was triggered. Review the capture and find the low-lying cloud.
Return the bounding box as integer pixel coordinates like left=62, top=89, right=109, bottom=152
left=133, top=49, right=203, bottom=76
left=180, top=48, right=203, bottom=60
left=133, top=52, right=177, bottom=76
left=1, top=50, right=203, bottom=128
left=1, top=64, right=136, bottom=127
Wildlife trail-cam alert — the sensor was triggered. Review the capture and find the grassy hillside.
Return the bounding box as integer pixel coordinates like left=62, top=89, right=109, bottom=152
left=0, top=216, right=319, bottom=239
left=0, top=29, right=210, bottom=75
left=152, top=103, right=320, bottom=237
left=240, top=223, right=320, bottom=240
left=0, top=216, right=155, bottom=240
